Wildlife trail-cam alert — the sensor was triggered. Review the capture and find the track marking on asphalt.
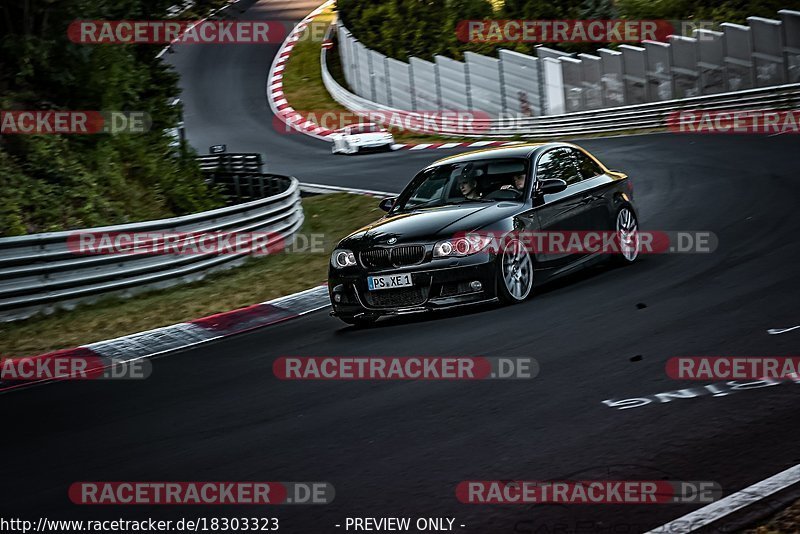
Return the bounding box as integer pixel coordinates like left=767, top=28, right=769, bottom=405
left=602, top=378, right=799, bottom=410
left=647, top=463, right=800, bottom=533
left=768, top=325, right=800, bottom=335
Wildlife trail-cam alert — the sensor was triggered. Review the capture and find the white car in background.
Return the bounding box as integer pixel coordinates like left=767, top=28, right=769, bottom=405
left=331, top=123, right=394, bottom=154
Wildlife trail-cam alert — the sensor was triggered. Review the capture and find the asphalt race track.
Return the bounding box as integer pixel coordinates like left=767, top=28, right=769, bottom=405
left=2, top=1, right=798, bottom=532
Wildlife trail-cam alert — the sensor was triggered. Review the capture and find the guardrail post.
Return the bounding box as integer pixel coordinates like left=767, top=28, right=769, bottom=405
left=721, top=23, right=756, bottom=91
left=747, top=16, right=787, bottom=86
left=779, top=10, right=800, bottom=83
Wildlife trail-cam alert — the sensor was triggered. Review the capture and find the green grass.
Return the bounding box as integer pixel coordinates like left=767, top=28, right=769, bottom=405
left=280, top=8, right=667, bottom=145
left=745, top=497, right=800, bottom=533
left=280, top=6, right=482, bottom=144
left=0, top=193, right=382, bottom=357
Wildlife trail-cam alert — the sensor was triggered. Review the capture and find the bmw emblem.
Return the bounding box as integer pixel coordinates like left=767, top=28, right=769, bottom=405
left=387, top=237, right=397, bottom=245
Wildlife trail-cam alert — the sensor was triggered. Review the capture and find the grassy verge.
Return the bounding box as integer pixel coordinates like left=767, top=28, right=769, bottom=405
left=280, top=7, right=668, bottom=145
left=280, top=6, right=481, bottom=145
left=0, top=193, right=381, bottom=357
left=745, top=497, right=800, bottom=533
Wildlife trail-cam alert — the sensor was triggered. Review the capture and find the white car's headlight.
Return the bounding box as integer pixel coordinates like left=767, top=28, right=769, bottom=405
left=331, top=248, right=357, bottom=268
left=433, top=235, right=492, bottom=258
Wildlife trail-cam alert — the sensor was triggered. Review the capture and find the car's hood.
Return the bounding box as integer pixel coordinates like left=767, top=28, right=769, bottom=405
left=342, top=202, right=520, bottom=247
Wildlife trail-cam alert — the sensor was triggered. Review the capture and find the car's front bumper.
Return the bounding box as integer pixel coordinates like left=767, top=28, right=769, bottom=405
left=353, top=140, right=394, bottom=153
left=329, top=255, right=497, bottom=318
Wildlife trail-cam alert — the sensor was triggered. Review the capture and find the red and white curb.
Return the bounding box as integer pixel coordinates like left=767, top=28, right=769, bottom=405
left=648, top=463, right=800, bottom=533
left=266, top=3, right=523, bottom=151
left=0, top=285, right=330, bottom=394
left=390, top=140, right=524, bottom=151
left=268, top=1, right=335, bottom=141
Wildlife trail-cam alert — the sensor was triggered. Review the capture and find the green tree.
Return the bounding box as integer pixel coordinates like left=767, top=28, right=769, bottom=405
left=0, top=0, right=223, bottom=236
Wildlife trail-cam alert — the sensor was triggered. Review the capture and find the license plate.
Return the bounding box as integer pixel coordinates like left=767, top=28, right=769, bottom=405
left=367, top=273, right=413, bottom=291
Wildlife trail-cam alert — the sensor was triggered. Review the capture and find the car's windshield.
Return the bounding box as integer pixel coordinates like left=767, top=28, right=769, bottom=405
left=351, top=124, right=380, bottom=134
left=394, top=157, right=529, bottom=211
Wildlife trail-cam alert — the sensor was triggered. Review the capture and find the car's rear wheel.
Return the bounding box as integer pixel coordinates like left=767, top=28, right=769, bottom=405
left=497, top=238, right=533, bottom=303
left=614, top=206, right=639, bottom=264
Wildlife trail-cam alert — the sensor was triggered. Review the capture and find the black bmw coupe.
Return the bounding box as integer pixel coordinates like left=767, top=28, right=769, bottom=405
left=328, top=142, right=639, bottom=326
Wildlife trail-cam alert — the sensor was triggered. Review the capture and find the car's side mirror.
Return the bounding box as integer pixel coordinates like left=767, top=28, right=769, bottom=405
left=379, top=197, right=396, bottom=212
left=537, top=178, right=568, bottom=195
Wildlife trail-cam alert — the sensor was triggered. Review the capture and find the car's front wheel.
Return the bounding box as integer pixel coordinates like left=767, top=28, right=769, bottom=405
left=614, top=206, right=640, bottom=264
left=344, top=140, right=358, bottom=155
left=496, top=237, right=533, bottom=304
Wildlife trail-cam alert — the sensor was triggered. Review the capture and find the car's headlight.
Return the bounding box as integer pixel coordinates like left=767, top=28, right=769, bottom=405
left=331, top=248, right=357, bottom=268
left=433, top=235, right=492, bottom=258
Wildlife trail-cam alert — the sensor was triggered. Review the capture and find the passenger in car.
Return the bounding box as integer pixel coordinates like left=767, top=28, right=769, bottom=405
left=457, top=174, right=482, bottom=200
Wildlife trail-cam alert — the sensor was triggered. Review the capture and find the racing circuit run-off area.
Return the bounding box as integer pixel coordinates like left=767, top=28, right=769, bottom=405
left=1, top=0, right=800, bottom=533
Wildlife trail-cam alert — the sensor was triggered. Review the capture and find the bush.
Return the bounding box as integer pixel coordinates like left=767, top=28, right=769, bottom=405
left=338, top=0, right=800, bottom=60
left=0, top=0, right=225, bottom=236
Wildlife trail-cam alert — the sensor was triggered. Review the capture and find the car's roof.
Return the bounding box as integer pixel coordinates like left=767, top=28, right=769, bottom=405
left=425, top=142, right=574, bottom=168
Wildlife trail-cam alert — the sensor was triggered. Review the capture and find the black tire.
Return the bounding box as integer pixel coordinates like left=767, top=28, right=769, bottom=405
left=613, top=205, right=640, bottom=265
left=496, top=237, right=534, bottom=304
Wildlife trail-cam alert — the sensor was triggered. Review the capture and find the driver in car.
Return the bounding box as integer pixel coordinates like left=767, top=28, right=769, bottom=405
left=501, top=172, right=526, bottom=193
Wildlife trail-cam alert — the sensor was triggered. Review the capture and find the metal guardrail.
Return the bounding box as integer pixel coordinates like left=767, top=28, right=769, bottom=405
left=322, top=43, right=800, bottom=138
left=0, top=175, right=304, bottom=322
left=197, top=153, right=263, bottom=174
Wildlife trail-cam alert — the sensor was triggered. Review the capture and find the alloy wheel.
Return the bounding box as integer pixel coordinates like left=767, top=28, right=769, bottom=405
left=501, top=239, right=533, bottom=301
left=616, top=207, right=640, bottom=262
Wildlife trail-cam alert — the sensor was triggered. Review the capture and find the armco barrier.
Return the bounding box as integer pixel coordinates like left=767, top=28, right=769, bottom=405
left=322, top=35, right=800, bottom=138
left=0, top=175, right=303, bottom=322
